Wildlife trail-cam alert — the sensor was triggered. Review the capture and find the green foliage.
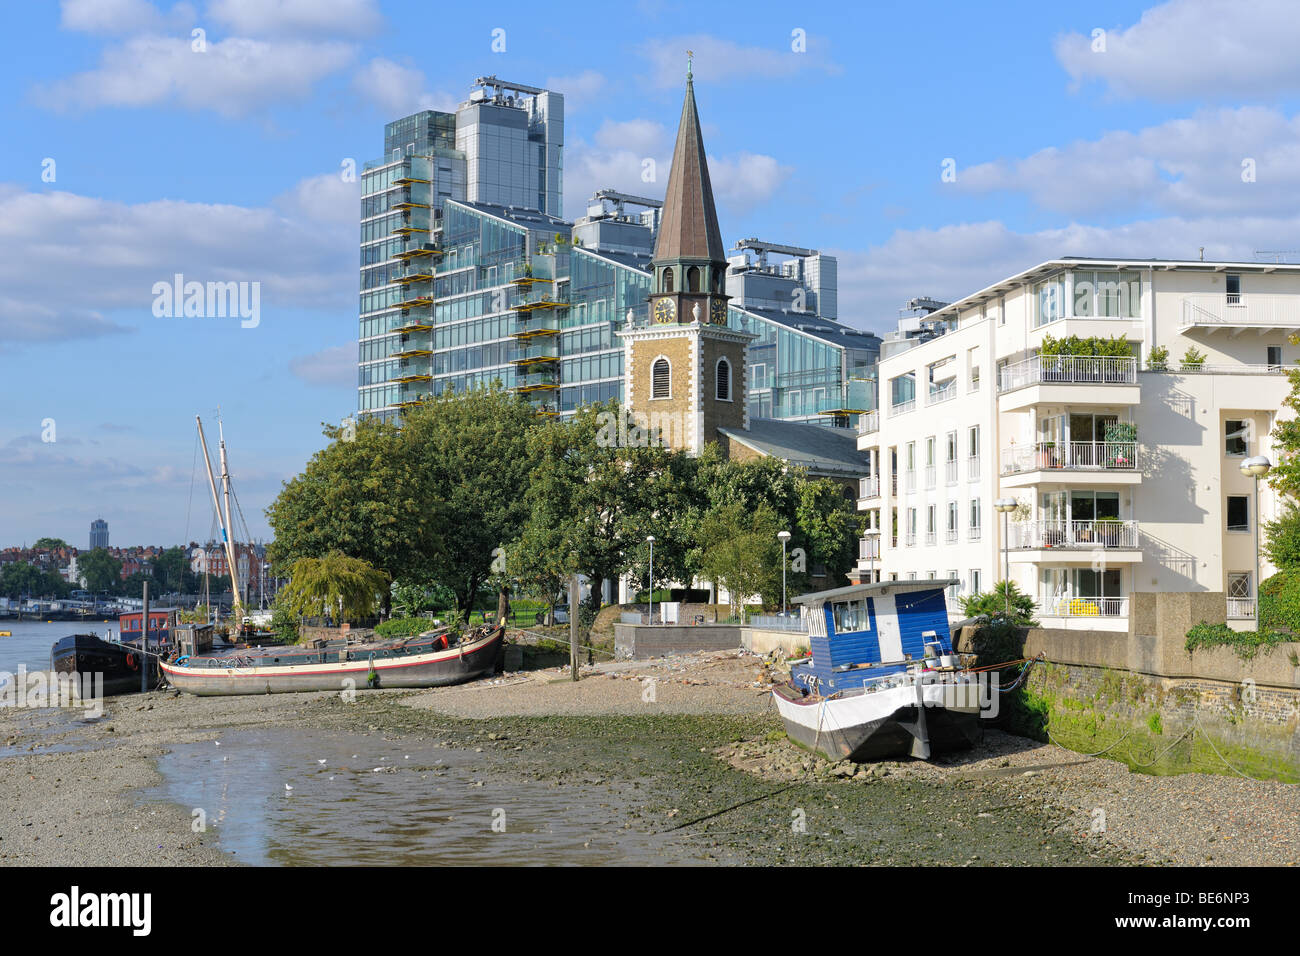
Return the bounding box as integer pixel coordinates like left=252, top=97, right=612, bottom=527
left=1103, top=421, right=1137, bottom=444
left=0, top=562, right=69, bottom=600
left=279, top=552, right=389, bottom=623
left=1258, top=570, right=1300, bottom=633
left=374, top=616, right=437, bottom=639
left=1180, top=346, right=1206, bottom=369
left=1185, top=620, right=1292, bottom=659
left=1039, top=334, right=1133, bottom=358
left=1262, top=503, right=1300, bottom=571
left=32, top=537, right=68, bottom=550
left=695, top=501, right=783, bottom=622
left=960, top=580, right=1039, bottom=626
left=1146, top=345, right=1169, bottom=371
left=1146, top=711, right=1163, bottom=736
left=268, top=594, right=298, bottom=643
left=78, top=548, right=122, bottom=594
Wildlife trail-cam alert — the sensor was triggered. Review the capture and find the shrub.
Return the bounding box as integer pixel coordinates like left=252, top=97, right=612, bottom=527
left=1147, top=345, right=1169, bottom=371
left=374, top=616, right=437, bottom=639
left=1185, top=620, right=1292, bottom=659
left=1258, top=570, right=1300, bottom=633
left=960, top=580, right=1039, bottom=627
left=1180, top=346, right=1206, bottom=369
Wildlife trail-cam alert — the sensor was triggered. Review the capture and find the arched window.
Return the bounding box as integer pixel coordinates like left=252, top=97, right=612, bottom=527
left=687, top=266, right=701, bottom=292
left=716, top=357, right=732, bottom=401
left=711, top=267, right=721, bottom=292
left=662, top=268, right=674, bottom=293
left=651, top=357, right=671, bottom=399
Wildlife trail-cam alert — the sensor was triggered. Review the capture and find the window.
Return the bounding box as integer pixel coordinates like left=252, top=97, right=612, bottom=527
left=1227, top=495, right=1250, bottom=532
left=1226, top=273, right=1240, bottom=304
left=662, top=268, right=674, bottom=293
left=715, top=357, right=732, bottom=401
left=651, top=357, right=671, bottom=399
left=969, top=498, right=981, bottom=535
left=970, top=569, right=982, bottom=594
left=1227, top=572, right=1252, bottom=599
left=1225, top=420, right=1249, bottom=457
left=1268, top=346, right=1282, bottom=369
left=832, top=598, right=870, bottom=633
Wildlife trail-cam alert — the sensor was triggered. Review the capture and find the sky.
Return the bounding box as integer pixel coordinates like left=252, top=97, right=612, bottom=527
left=4, top=0, right=1300, bottom=548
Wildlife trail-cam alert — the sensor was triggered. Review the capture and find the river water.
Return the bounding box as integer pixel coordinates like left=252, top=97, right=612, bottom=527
left=0, top=619, right=117, bottom=675
left=145, top=727, right=730, bottom=866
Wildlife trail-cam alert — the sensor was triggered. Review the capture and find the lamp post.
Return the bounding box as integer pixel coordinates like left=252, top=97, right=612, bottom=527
left=777, top=531, right=792, bottom=616
left=645, top=535, right=655, bottom=625
left=864, top=528, right=881, bottom=585
left=994, top=498, right=1018, bottom=615
left=1241, top=455, right=1272, bottom=616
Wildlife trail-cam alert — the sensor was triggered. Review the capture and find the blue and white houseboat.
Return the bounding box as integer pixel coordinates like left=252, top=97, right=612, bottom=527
left=772, top=579, right=986, bottom=761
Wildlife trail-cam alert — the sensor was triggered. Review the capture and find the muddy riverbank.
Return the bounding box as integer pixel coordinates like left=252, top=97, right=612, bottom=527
left=0, top=649, right=1290, bottom=865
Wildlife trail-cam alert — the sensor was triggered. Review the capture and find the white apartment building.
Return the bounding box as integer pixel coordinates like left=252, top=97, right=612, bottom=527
left=854, top=257, right=1299, bottom=631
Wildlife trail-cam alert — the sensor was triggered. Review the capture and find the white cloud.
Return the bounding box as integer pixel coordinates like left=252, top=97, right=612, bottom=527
left=955, top=107, right=1300, bottom=217
left=0, top=178, right=354, bottom=345
left=32, top=34, right=355, bottom=116
left=59, top=0, right=195, bottom=34
left=208, top=0, right=383, bottom=37
left=351, top=58, right=457, bottom=117
left=1055, top=0, right=1300, bottom=100
left=545, top=70, right=606, bottom=111
left=273, top=172, right=359, bottom=228
left=710, top=152, right=793, bottom=207
left=833, top=213, right=1300, bottom=332
left=639, top=33, right=839, bottom=88
left=290, top=343, right=356, bottom=388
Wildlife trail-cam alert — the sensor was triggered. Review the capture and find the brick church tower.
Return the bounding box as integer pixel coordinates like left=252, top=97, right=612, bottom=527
left=619, top=62, right=754, bottom=455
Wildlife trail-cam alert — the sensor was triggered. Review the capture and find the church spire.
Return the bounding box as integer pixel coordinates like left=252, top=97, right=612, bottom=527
left=652, top=68, right=726, bottom=266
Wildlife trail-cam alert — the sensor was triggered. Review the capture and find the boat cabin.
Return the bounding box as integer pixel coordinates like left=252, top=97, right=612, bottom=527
left=789, top=580, right=957, bottom=695
left=119, top=608, right=179, bottom=649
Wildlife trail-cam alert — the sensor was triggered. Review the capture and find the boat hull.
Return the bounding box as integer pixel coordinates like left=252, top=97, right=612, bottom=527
left=50, top=634, right=157, bottom=697
left=160, top=627, right=504, bottom=696
left=772, top=680, right=983, bottom=762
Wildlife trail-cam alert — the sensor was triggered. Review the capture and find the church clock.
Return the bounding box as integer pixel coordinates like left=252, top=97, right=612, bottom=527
left=709, top=298, right=727, bottom=325
left=654, top=298, right=677, bottom=324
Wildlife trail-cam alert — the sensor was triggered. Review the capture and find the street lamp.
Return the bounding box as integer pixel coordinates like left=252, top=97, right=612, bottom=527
left=994, top=497, right=1019, bottom=615
left=645, top=535, right=655, bottom=625
left=864, top=528, right=881, bottom=585
left=777, top=530, right=792, bottom=616
left=1241, top=455, right=1272, bottom=615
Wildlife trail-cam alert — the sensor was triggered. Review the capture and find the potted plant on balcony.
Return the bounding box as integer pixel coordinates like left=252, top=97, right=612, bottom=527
left=1180, top=346, right=1206, bottom=371
left=1146, top=345, right=1169, bottom=371
left=1103, top=421, right=1137, bottom=468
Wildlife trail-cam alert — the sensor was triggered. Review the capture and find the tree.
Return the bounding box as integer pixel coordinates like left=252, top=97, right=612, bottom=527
left=33, top=537, right=68, bottom=550
left=79, top=548, right=122, bottom=594
left=0, top=562, right=51, bottom=599
left=267, top=416, right=430, bottom=616
left=399, top=386, right=540, bottom=615
left=696, top=502, right=782, bottom=621
left=151, top=546, right=197, bottom=594
left=1264, top=340, right=1300, bottom=566
left=517, top=402, right=683, bottom=610
left=961, top=580, right=1039, bottom=626
left=279, top=553, right=389, bottom=624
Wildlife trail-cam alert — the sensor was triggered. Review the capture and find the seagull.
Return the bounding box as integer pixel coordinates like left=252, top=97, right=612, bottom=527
left=317, top=759, right=326, bottom=765
left=284, top=784, right=293, bottom=791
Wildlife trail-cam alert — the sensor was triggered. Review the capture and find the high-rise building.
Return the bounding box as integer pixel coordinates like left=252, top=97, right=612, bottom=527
left=357, top=74, right=880, bottom=426
left=853, top=256, right=1299, bottom=631
left=89, top=518, right=108, bottom=550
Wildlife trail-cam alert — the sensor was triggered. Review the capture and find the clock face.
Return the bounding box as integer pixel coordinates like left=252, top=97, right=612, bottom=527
left=709, top=298, right=727, bottom=325
left=654, top=298, right=676, bottom=324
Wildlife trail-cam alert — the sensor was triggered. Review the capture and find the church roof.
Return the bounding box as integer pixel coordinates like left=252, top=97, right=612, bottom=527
left=717, top=419, right=868, bottom=477
left=653, top=75, right=726, bottom=265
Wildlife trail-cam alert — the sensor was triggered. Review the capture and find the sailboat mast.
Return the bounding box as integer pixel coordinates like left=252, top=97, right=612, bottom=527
left=197, top=415, right=243, bottom=627
left=217, top=415, right=245, bottom=623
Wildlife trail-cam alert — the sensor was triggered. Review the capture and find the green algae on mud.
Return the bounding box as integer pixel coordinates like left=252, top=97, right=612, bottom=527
left=294, top=693, right=1135, bottom=866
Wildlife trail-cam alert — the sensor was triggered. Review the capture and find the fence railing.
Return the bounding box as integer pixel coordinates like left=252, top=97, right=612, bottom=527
left=1001, top=441, right=1138, bottom=475
left=998, top=355, right=1137, bottom=392
left=1181, top=293, right=1300, bottom=329
left=749, top=614, right=808, bottom=632
left=1038, top=596, right=1129, bottom=618
left=1226, top=597, right=1256, bottom=619
left=1009, top=519, right=1139, bottom=549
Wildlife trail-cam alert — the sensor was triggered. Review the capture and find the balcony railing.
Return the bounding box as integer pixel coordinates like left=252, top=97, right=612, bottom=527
left=858, top=477, right=880, bottom=499
left=924, top=466, right=936, bottom=489
left=944, top=528, right=958, bottom=544
left=858, top=410, right=879, bottom=435
left=904, top=533, right=917, bottom=547
left=1038, top=596, right=1129, bottom=618
left=1181, top=293, right=1300, bottom=330
left=1001, top=441, right=1138, bottom=475
left=1009, top=519, right=1139, bottom=550
left=968, top=525, right=982, bottom=542
left=945, top=460, right=959, bottom=485
left=967, top=455, right=981, bottom=481
left=859, top=537, right=881, bottom=561
left=1226, top=597, right=1256, bottom=619
left=890, top=475, right=899, bottom=496
left=891, top=398, right=916, bottom=415
left=927, top=382, right=956, bottom=405
left=905, top=472, right=916, bottom=493
left=998, top=355, right=1137, bottom=393
left=924, top=532, right=937, bottom=546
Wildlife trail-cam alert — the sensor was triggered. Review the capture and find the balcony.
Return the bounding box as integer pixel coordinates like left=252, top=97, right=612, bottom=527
left=945, top=460, right=958, bottom=486
left=944, top=528, right=958, bottom=544
left=924, top=532, right=936, bottom=546
left=510, top=343, right=559, bottom=366
left=998, top=355, right=1139, bottom=409
left=858, top=410, right=879, bottom=435
left=904, top=532, right=917, bottom=548
left=1038, top=596, right=1129, bottom=619
left=1180, top=293, right=1300, bottom=333
left=1000, top=441, right=1141, bottom=487
left=891, top=398, right=916, bottom=416
left=924, top=466, right=936, bottom=490
left=927, top=382, right=957, bottom=405
left=967, top=455, right=981, bottom=481
left=514, top=369, right=559, bottom=392
left=1007, top=519, right=1141, bottom=561
left=1227, top=597, right=1256, bottom=620
left=858, top=477, right=881, bottom=500
left=858, top=537, right=881, bottom=561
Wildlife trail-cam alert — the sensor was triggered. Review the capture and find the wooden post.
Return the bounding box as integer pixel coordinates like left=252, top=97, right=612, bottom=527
left=569, top=561, right=579, bottom=682
left=140, top=581, right=149, bottom=694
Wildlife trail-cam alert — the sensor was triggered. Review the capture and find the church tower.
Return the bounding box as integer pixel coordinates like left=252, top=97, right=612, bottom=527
left=620, top=60, right=754, bottom=455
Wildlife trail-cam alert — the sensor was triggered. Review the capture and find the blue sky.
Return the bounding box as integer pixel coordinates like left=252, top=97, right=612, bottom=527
left=3, top=0, right=1300, bottom=547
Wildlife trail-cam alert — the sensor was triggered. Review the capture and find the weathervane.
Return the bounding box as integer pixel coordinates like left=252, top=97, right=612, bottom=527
left=687, top=50, right=694, bottom=78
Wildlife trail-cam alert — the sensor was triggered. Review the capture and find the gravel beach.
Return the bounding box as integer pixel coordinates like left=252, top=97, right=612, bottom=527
left=0, top=648, right=1293, bottom=866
